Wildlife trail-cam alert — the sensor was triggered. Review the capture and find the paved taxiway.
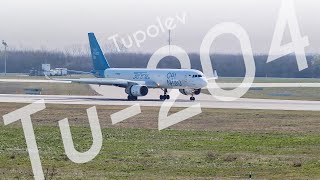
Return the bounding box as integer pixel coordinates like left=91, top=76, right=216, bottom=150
left=0, top=85, right=319, bottom=111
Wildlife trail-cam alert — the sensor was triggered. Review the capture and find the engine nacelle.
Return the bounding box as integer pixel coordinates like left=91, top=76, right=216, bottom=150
left=126, top=85, right=149, bottom=96
left=179, top=89, right=193, bottom=95
left=179, top=89, right=201, bottom=96
left=194, top=89, right=201, bottom=95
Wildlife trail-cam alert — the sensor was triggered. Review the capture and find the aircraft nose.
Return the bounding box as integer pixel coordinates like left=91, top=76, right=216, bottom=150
left=201, top=77, right=208, bottom=88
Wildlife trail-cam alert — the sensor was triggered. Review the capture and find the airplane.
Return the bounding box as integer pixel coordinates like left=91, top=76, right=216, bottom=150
left=49, top=33, right=212, bottom=101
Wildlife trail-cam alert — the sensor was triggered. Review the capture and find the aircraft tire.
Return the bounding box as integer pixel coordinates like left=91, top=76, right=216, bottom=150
left=128, top=95, right=138, bottom=101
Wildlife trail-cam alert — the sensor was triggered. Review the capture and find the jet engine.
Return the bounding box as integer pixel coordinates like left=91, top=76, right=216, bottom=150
left=179, top=89, right=201, bottom=96
left=126, top=85, right=149, bottom=96
left=194, top=89, right=201, bottom=95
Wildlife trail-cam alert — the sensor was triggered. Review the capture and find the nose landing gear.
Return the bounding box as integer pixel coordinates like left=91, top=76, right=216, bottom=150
left=190, top=96, right=195, bottom=101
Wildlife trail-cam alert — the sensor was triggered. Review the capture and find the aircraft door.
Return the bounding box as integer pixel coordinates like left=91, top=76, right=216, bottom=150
left=184, top=74, right=188, bottom=86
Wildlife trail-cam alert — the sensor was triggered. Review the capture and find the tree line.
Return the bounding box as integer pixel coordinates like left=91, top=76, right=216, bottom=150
left=0, top=50, right=320, bottom=78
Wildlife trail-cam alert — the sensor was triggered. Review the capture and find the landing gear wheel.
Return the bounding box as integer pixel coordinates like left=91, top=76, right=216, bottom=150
left=160, top=95, right=170, bottom=100
left=128, top=95, right=138, bottom=101
left=160, top=88, right=170, bottom=100
left=190, top=97, right=195, bottom=101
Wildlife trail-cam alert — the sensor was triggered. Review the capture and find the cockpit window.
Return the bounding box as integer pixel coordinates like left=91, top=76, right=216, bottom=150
left=192, top=75, right=202, bottom=78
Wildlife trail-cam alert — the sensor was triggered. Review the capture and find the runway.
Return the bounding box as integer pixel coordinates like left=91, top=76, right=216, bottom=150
left=0, top=85, right=320, bottom=111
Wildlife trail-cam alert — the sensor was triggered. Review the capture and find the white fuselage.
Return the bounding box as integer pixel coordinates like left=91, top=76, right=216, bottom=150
left=104, top=68, right=208, bottom=89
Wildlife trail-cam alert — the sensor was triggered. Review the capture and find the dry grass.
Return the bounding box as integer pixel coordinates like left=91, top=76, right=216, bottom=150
left=0, top=74, right=96, bottom=95
left=1, top=102, right=320, bottom=179
left=2, top=103, right=320, bottom=133
left=203, top=77, right=320, bottom=101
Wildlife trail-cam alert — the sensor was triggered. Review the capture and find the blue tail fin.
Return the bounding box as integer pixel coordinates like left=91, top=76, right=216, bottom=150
left=88, top=33, right=110, bottom=70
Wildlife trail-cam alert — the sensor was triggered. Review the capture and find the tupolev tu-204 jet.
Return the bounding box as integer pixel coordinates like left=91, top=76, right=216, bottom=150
left=47, top=33, right=214, bottom=101
left=6, top=33, right=218, bottom=101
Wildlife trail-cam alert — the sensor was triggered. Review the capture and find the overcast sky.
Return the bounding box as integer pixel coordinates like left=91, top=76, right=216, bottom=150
left=0, top=0, right=319, bottom=54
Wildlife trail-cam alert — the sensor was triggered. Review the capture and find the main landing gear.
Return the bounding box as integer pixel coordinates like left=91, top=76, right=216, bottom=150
left=127, top=95, right=138, bottom=101
left=160, top=88, right=170, bottom=100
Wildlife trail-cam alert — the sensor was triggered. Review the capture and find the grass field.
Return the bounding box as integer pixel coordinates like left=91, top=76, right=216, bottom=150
left=0, top=74, right=97, bottom=96
left=0, top=82, right=97, bottom=96
left=202, top=77, right=320, bottom=101
left=1, top=75, right=320, bottom=178
left=216, top=77, right=320, bottom=83
left=1, top=103, right=320, bottom=179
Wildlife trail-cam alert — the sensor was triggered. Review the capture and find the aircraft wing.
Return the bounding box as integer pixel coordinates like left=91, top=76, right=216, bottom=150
left=0, top=79, right=71, bottom=83
left=58, top=78, right=159, bottom=88
left=54, top=78, right=132, bottom=87
left=0, top=77, right=158, bottom=88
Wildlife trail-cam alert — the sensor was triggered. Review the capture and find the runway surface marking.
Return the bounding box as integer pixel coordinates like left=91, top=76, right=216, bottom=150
left=0, top=93, right=320, bottom=111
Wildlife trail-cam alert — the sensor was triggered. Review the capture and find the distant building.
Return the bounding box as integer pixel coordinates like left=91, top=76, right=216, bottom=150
left=52, top=68, right=68, bottom=76
left=42, top=64, right=51, bottom=76
left=42, top=64, right=51, bottom=72
left=29, top=64, right=68, bottom=76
